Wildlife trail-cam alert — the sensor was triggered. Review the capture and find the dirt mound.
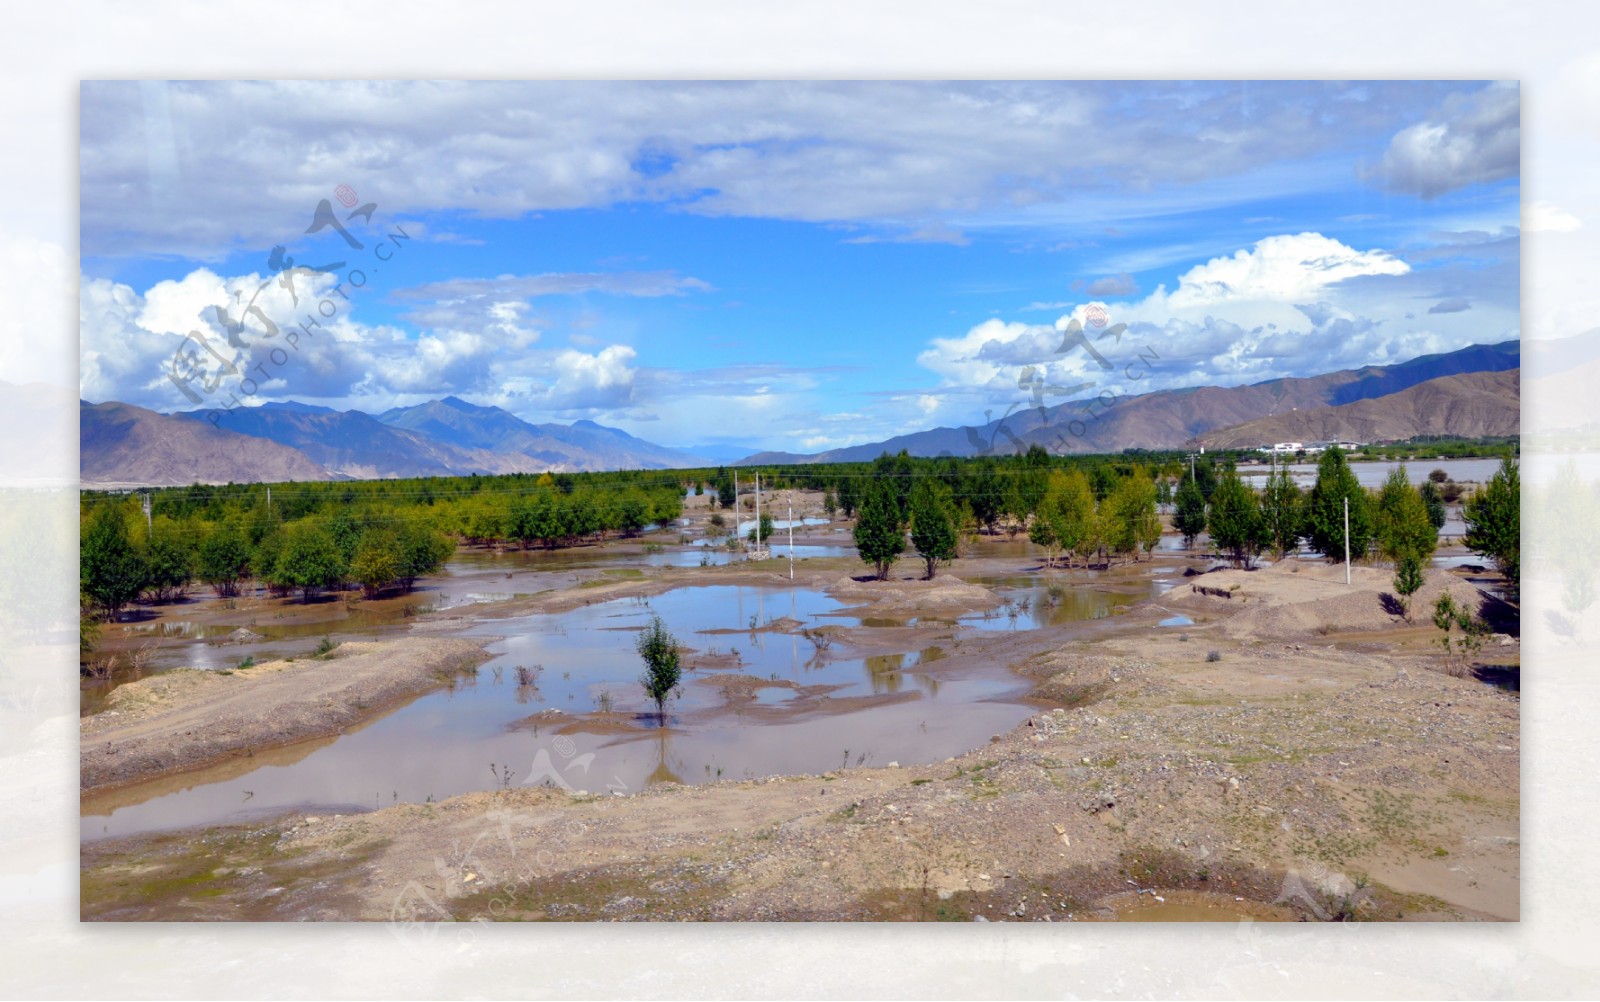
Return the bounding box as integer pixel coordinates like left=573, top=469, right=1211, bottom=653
left=826, top=574, right=999, bottom=616
left=1170, top=561, right=1495, bottom=639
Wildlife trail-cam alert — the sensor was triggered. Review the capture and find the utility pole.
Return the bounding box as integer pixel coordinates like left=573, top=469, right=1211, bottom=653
left=266, top=485, right=271, bottom=518
left=140, top=492, right=152, bottom=539
left=788, top=493, right=794, bottom=580
left=755, top=472, right=762, bottom=559
left=1343, top=496, right=1351, bottom=586
left=733, top=470, right=739, bottom=543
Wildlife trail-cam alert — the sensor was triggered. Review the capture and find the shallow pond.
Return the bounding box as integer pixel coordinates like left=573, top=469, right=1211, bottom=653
left=82, top=585, right=1035, bottom=841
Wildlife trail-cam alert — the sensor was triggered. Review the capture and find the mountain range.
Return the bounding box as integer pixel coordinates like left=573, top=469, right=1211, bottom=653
left=737, top=340, right=1520, bottom=464
left=77, top=340, right=1521, bottom=487
left=80, top=396, right=714, bottom=487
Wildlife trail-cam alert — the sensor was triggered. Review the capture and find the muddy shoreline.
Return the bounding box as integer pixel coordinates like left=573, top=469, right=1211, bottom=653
left=80, top=637, right=492, bottom=795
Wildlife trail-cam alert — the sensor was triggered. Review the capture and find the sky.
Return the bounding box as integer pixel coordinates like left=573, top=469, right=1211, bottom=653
left=78, top=80, right=1523, bottom=455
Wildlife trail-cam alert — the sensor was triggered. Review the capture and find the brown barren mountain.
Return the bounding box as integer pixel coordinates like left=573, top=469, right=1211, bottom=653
left=1196, top=369, right=1520, bottom=448
left=80, top=400, right=331, bottom=487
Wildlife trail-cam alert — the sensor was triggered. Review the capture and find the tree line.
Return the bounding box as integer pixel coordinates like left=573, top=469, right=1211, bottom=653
left=79, top=498, right=457, bottom=623
left=1170, top=447, right=1518, bottom=611
left=809, top=449, right=1163, bottom=580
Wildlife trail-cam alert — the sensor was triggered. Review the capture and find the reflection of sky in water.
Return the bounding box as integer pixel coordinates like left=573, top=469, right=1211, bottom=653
left=83, top=586, right=1028, bottom=841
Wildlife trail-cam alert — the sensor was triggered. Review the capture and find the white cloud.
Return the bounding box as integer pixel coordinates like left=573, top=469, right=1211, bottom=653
left=79, top=265, right=655, bottom=418
left=1156, top=233, right=1409, bottom=309
left=1374, top=83, right=1519, bottom=199
left=912, top=232, right=1466, bottom=415
left=535, top=345, right=638, bottom=411
left=843, top=222, right=970, bottom=246
left=80, top=80, right=1479, bottom=259
left=395, top=271, right=712, bottom=302
left=916, top=318, right=1052, bottom=391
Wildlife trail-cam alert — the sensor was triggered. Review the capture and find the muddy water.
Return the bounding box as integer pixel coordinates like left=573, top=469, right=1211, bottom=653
left=82, top=585, right=1036, bottom=841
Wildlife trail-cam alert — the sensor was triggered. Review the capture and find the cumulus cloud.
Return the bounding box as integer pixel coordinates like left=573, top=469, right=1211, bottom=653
left=529, top=345, right=638, bottom=410
left=913, top=230, right=1453, bottom=413
left=78, top=265, right=657, bottom=418
left=1373, top=83, right=1519, bottom=199
left=1156, top=233, right=1409, bottom=309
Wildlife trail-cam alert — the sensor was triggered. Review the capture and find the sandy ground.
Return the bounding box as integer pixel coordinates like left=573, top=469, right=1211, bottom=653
left=80, top=638, right=491, bottom=793
left=80, top=558, right=1519, bottom=923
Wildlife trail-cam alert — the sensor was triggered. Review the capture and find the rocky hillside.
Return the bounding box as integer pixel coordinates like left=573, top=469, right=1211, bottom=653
left=1196, top=369, right=1520, bottom=448
left=80, top=401, right=330, bottom=487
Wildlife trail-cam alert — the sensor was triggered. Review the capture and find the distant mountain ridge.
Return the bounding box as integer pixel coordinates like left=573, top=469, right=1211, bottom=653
left=1196, top=369, right=1520, bottom=448
left=84, top=397, right=717, bottom=486
left=738, top=340, right=1520, bottom=464
left=81, top=401, right=332, bottom=487
left=374, top=397, right=711, bottom=470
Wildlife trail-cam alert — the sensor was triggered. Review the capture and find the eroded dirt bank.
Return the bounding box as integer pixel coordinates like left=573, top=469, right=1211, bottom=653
left=80, top=638, right=491, bottom=793
left=81, top=560, right=1518, bottom=922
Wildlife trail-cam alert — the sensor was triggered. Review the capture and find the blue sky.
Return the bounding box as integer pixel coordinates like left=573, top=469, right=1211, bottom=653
left=79, top=81, right=1522, bottom=455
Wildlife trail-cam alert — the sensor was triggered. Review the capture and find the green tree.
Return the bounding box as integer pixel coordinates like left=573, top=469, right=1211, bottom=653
left=617, top=491, right=650, bottom=536
left=822, top=488, right=838, bottom=518
left=275, top=521, right=347, bottom=602
left=80, top=502, right=147, bottom=619
left=1304, top=446, right=1373, bottom=562
left=966, top=460, right=1005, bottom=532
left=716, top=471, right=736, bottom=510
left=1173, top=474, right=1208, bottom=549
left=140, top=520, right=196, bottom=603
left=837, top=476, right=860, bottom=518
left=635, top=615, right=682, bottom=724
left=1207, top=472, right=1268, bottom=569
left=327, top=508, right=362, bottom=565
left=198, top=523, right=252, bottom=598
left=909, top=479, right=959, bottom=580
left=254, top=529, right=290, bottom=597
left=1261, top=468, right=1302, bottom=558
left=1417, top=479, right=1447, bottom=531
left=747, top=512, right=775, bottom=545
left=351, top=529, right=401, bottom=598
left=1028, top=489, right=1061, bottom=566
left=874, top=451, right=917, bottom=524
left=1103, top=471, right=1160, bottom=564
left=1393, top=552, right=1425, bottom=622
left=853, top=479, right=905, bottom=581
left=396, top=521, right=454, bottom=592
left=1374, top=466, right=1439, bottom=565
left=1463, top=457, right=1520, bottom=599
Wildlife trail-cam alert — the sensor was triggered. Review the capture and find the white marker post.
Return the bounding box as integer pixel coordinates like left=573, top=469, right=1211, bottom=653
left=1343, top=496, right=1351, bottom=586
